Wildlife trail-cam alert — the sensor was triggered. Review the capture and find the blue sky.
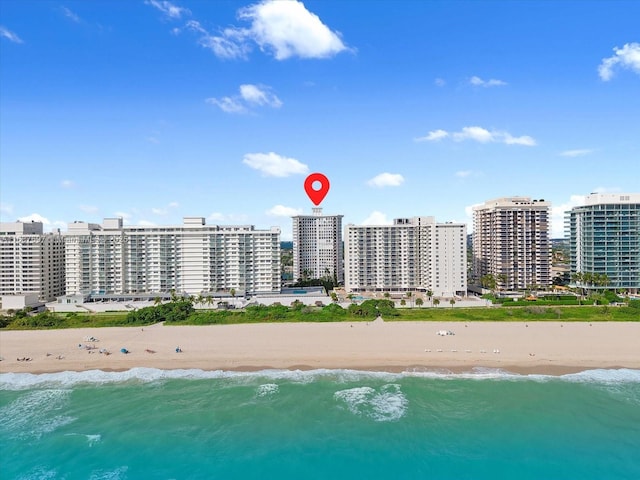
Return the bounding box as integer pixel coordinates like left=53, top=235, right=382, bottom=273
left=1, top=0, right=639, bottom=239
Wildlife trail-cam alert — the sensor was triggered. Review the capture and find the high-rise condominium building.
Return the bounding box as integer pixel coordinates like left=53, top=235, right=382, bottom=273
left=0, top=221, right=65, bottom=301
left=473, top=197, right=551, bottom=290
left=64, top=217, right=281, bottom=296
left=292, top=208, right=344, bottom=283
left=567, top=193, right=640, bottom=293
left=344, top=217, right=467, bottom=297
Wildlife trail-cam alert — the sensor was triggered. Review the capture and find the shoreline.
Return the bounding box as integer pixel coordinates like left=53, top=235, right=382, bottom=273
left=1, top=321, right=639, bottom=377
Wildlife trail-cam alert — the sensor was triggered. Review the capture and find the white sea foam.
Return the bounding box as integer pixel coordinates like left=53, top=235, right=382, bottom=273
left=88, top=466, right=128, bottom=480
left=1, top=367, right=638, bottom=390
left=16, top=467, right=58, bottom=480
left=65, top=432, right=102, bottom=446
left=334, top=383, right=408, bottom=422
left=256, top=383, right=279, bottom=397
left=0, top=389, right=75, bottom=440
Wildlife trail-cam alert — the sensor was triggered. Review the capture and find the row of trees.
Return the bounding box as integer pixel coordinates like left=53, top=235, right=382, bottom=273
left=571, top=272, right=611, bottom=292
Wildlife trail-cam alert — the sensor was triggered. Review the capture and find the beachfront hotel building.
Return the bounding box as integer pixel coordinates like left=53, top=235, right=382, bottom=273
left=344, top=217, right=467, bottom=297
left=292, top=208, right=344, bottom=284
left=0, top=221, right=66, bottom=301
left=567, top=193, right=640, bottom=293
left=63, top=217, right=281, bottom=296
left=472, top=197, right=551, bottom=290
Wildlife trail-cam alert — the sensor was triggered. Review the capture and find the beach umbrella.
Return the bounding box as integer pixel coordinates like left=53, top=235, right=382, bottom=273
left=120, top=348, right=128, bottom=354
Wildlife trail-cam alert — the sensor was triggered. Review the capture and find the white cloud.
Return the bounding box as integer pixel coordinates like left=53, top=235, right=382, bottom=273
left=0, top=202, right=14, bottom=216
left=208, top=212, right=249, bottom=223
left=138, top=220, right=156, bottom=226
left=560, top=149, right=593, bottom=157
left=240, top=84, right=282, bottom=107
left=61, top=179, right=75, bottom=188
left=455, top=170, right=473, bottom=178
left=243, top=152, right=309, bottom=177
left=145, top=0, right=190, bottom=19
left=114, top=212, right=132, bottom=223
left=266, top=204, right=303, bottom=217
left=18, top=213, right=51, bottom=225
left=551, top=194, right=587, bottom=238
left=79, top=205, right=99, bottom=214
left=598, top=42, right=640, bottom=81
left=434, top=78, right=446, bottom=87
left=367, top=173, right=405, bottom=188
left=454, top=126, right=494, bottom=143
left=176, top=1, right=347, bottom=60
left=418, top=126, right=537, bottom=146
left=415, top=129, right=449, bottom=142
left=593, top=186, right=621, bottom=194
left=207, top=84, right=282, bottom=114
left=151, top=202, right=179, bottom=215
left=469, top=76, right=507, bottom=87
left=239, top=0, right=348, bottom=60
left=61, top=6, right=81, bottom=23
left=206, top=96, right=247, bottom=114
left=502, top=133, right=537, bottom=146
left=362, top=211, right=392, bottom=225
left=0, top=26, right=23, bottom=44
left=464, top=203, right=483, bottom=219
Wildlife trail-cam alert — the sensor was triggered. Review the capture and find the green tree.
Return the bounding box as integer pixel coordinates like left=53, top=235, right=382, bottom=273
left=449, top=298, right=456, bottom=308
left=406, top=291, right=413, bottom=308
left=415, top=297, right=424, bottom=308
left=426, top=290, right=433, bottom=306
left=433, top=298, right=440, bottom=307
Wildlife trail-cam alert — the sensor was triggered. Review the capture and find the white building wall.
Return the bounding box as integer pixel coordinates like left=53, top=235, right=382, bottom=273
left=292, top=208, right=344, bottom=283
left=64, top=218, right=281, bottom=296
left=344, top=217, right=467, bottom=295
left=0, top=221, right=65, bottom=301
left=473, top=197, right=551, bottom=290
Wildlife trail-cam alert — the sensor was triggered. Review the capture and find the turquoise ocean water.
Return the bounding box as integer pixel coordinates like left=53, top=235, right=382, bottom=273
left=1, top=368, right=639, bottom=479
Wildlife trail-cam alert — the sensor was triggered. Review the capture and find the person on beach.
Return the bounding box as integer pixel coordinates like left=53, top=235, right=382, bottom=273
left=175, top=346, right=182, bottom=353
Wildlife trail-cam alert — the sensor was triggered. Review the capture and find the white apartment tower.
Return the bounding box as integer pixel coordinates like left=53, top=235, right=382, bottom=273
left=472, top=197, right=551, bottom=290
left=292, top=208, right=344, bottom=283
left=344, top=217, right=467, bottom=297
left=64, top=217, right=281, bottom=296
left=0, top=221, right=66, bottom=301
left=567, top=193, right=640, bottom=293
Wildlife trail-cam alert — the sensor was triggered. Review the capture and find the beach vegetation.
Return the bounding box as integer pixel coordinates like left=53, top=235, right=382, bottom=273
left=1, top=297, right=639, bottom=330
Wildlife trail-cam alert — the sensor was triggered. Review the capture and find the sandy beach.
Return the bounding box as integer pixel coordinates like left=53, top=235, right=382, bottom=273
left=1, top=320, right=639, bottom=375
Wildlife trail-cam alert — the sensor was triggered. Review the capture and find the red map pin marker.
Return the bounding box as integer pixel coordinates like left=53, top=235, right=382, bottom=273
left=304, top=173, right=330, bottom=206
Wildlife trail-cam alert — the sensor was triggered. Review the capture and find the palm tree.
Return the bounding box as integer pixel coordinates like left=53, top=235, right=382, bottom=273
left=433, top=298, right=440, bottom=308
left=406, top=291, right=413, bottom=308
left=415, top=297, right=424, bottom=308
left=330, top=291, right=338, bottom=303
left=153, top=296, right=162, bottom=306
left=426, top=289, right=433, bottom=307
left=206, top=295, right=214, bottom=309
